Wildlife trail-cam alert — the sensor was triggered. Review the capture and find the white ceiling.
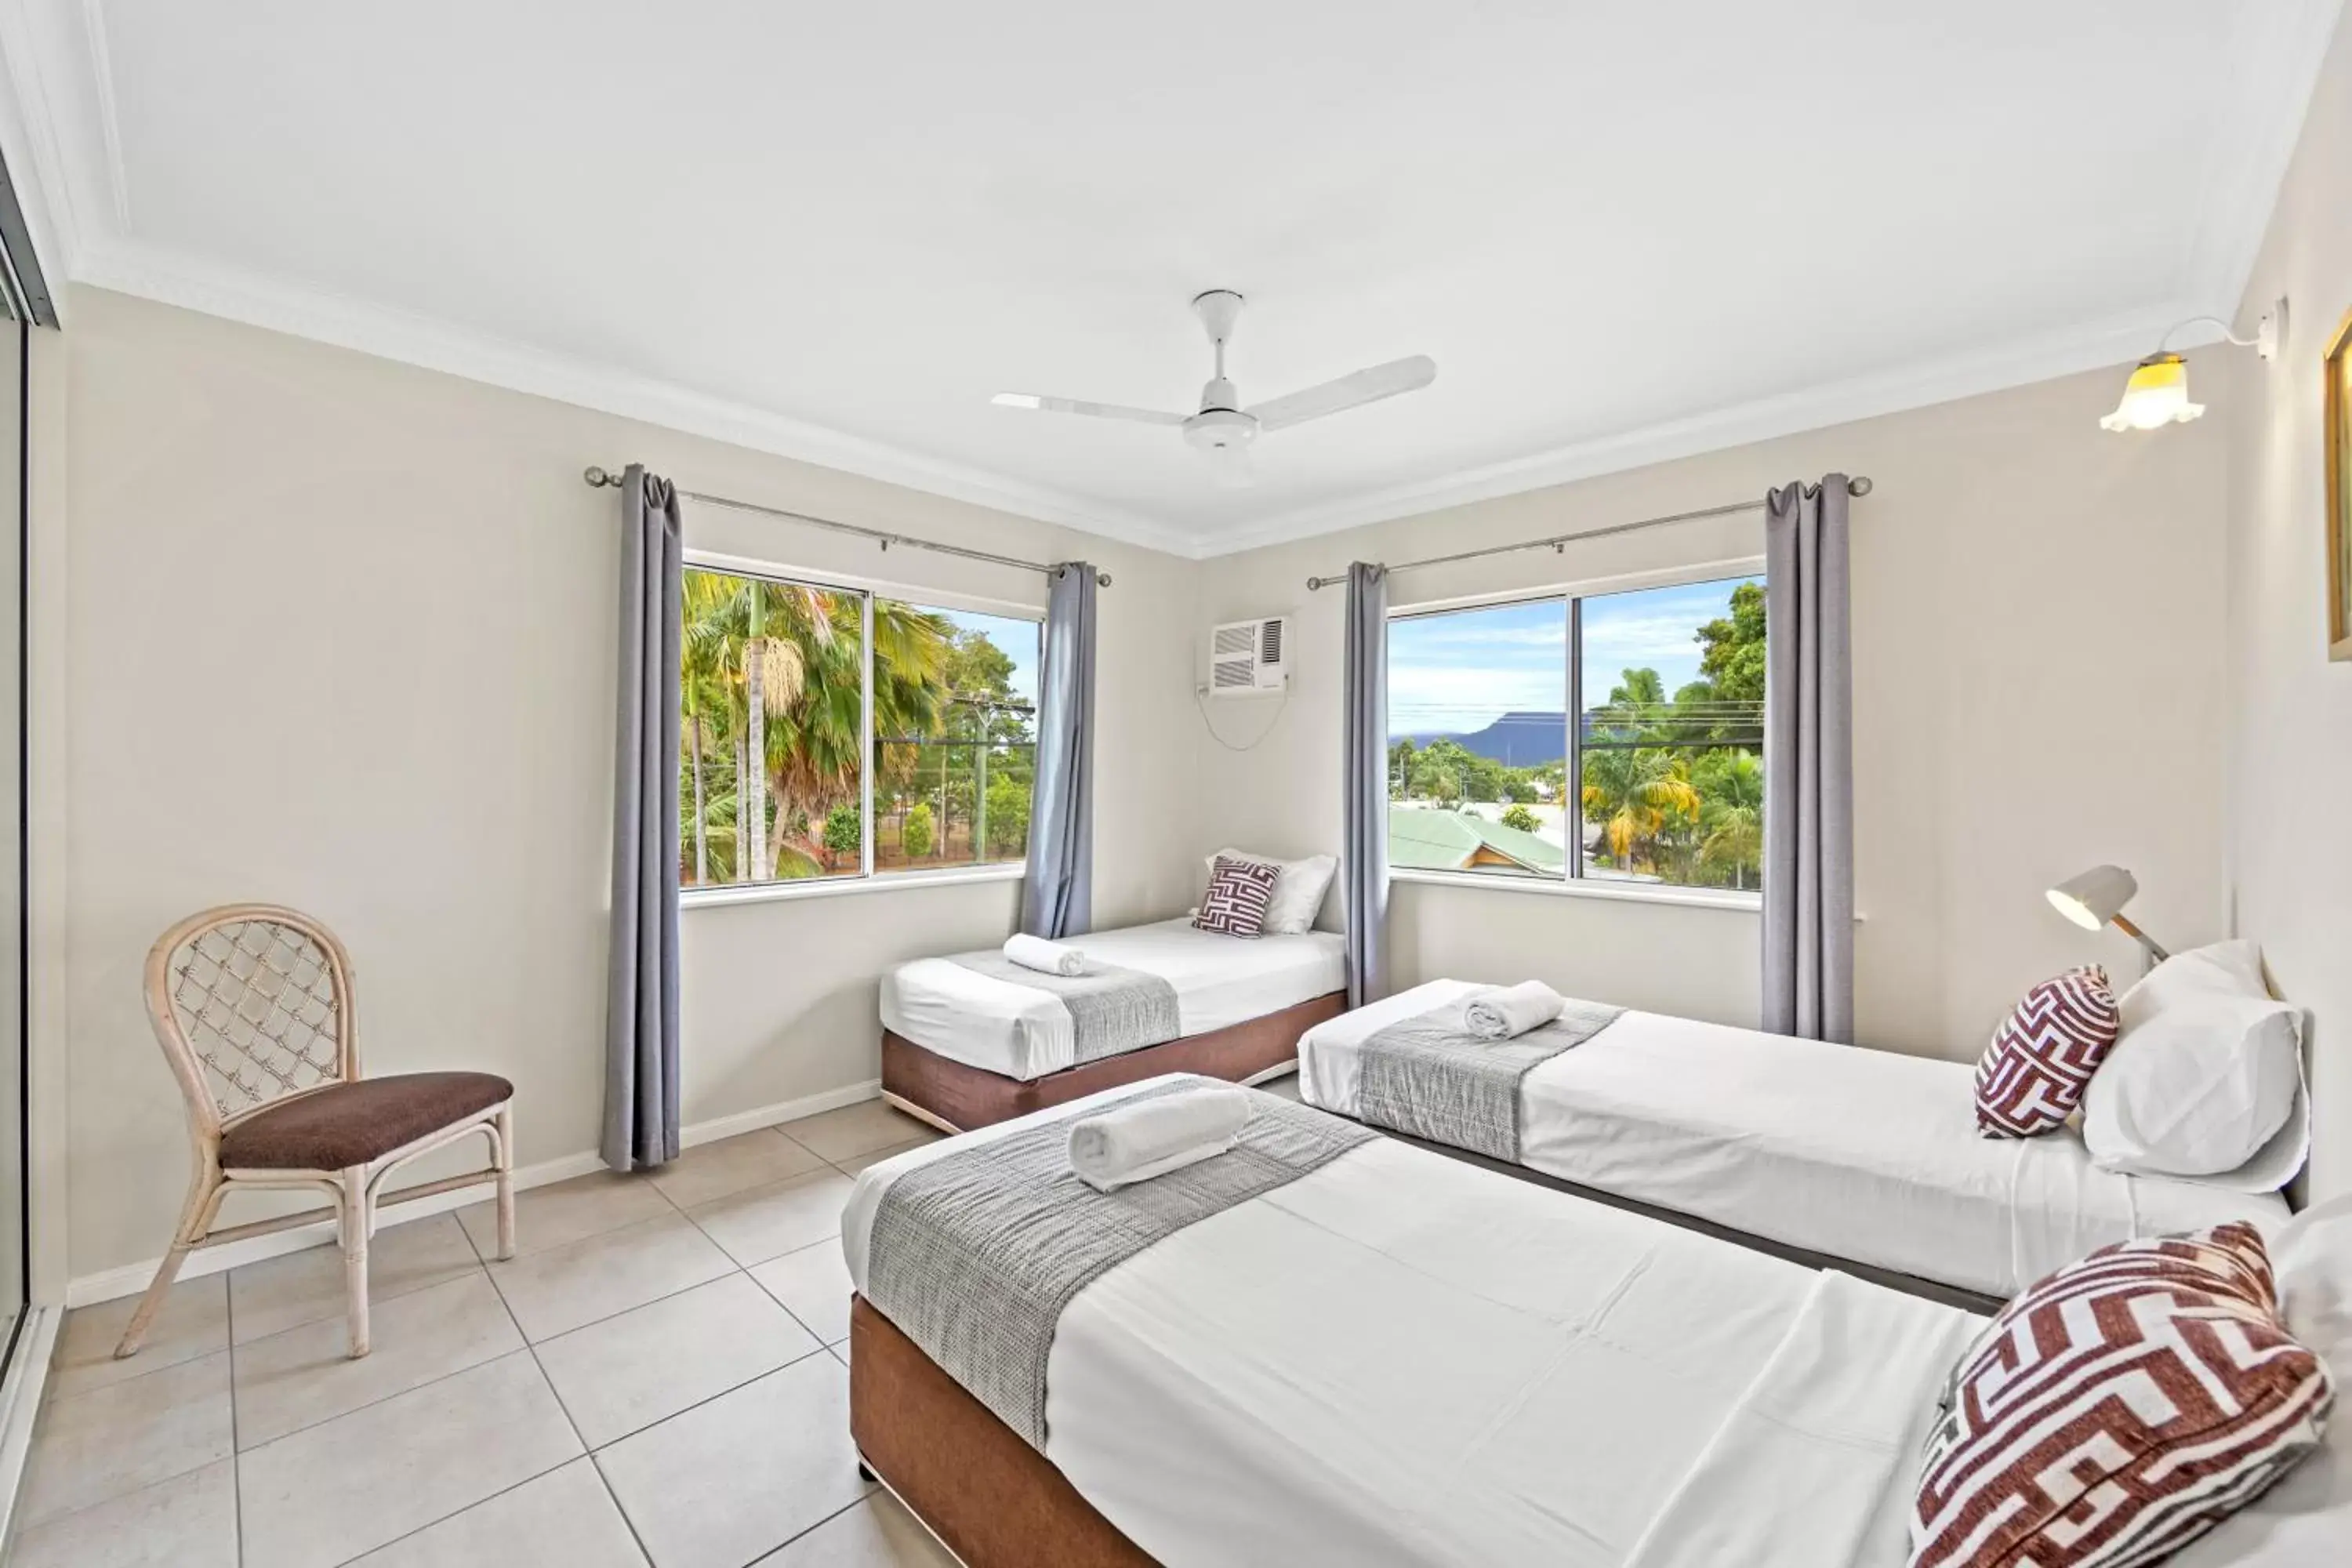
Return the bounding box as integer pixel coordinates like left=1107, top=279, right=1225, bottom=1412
left=0, top=2, right=2338, bottom=556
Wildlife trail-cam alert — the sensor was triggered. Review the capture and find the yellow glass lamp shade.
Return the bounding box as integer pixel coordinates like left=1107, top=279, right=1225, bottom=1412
left=2100, top=354, right=2205, bottom=432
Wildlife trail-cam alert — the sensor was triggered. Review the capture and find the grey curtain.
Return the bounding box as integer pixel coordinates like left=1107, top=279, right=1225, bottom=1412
left=1342, top=563, right=1389, bottom=1007
left=1762, top=477, right=1854, bottom=1042
left=1022, top=563, right=1098, bottom=939
left=603, top=465, right=684, bottom=1171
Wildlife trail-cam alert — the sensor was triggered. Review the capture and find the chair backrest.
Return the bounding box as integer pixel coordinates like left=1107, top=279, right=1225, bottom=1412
left=145, top=904, right=358, bottom=1137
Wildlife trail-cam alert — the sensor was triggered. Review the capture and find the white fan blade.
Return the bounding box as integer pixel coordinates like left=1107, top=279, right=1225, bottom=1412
left=992, top=392, right=1185, bottom=426
left=1245, top=355, right=1436, bottom=432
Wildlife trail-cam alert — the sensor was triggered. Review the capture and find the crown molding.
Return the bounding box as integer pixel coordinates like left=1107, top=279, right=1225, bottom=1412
left=2175, top=0, right=2344, bottom=321
left=74, top=236, right=1204, bottom=557
left=1188, top=303, right=2210, bottom=557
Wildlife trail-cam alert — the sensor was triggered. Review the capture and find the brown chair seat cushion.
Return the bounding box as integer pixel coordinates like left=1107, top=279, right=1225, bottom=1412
left=220, top=1072, right=513, bottom=1171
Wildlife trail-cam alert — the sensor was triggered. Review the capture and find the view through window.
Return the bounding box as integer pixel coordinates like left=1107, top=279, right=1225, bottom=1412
left=1386, top=574, right=1766, bottom=892
left=679, top=564, right=1040, bottom=889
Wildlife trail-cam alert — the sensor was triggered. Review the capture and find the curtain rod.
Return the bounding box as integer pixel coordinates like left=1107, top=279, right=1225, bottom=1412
left=1301, top=475, right=1873, bottom=591
left=582, top=466, right=1112, bottom=588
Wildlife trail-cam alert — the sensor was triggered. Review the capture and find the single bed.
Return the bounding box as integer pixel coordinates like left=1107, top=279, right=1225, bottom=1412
left=844, top=1077, right=1984, bottom=1567
left=1298, top=979, right=2290, bottom=1305
left=880, top=917, right=1347, bottom=1131
left=839, top=1078, right=2348, bottom=1567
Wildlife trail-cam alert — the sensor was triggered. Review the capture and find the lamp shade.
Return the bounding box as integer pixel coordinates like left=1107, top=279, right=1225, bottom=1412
left=2100, top=354, right=2204, bottom=432
left=2047, top=865, right=2139, bottom=931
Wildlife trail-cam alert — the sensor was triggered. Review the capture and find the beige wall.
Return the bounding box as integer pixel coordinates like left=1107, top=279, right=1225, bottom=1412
left=1197, top=363, right=2234, bottom=1061
left=2225, top=12, right=2352, bottom=1205
left=54, top=287, right=1202, bottom=1281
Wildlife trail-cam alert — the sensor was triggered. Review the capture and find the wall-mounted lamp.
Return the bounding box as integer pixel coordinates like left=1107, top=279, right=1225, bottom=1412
left=2046, top=864, right=2170, bottom=971
left=2100, top=300, right=2286, bottom=433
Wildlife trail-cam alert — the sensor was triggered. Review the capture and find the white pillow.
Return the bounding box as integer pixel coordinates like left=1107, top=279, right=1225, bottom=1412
left=1203, top=848, right=1337, bottom=935
left=2081, top=939, right=2307, bottom=1189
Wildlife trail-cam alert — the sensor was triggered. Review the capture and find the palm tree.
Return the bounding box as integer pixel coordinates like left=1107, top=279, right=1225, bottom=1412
left=1581, top=747, right=1700, bottom=872
left=1698, top=750, right=1765, bottom=890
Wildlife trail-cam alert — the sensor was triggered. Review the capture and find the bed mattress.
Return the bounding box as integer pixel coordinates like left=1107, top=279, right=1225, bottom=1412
left=881, top=918, right=1347, bottom=1081
left=1299, top=981, right=2290, bottom=1299
left=844, top=1080, right=1984, bottom=1567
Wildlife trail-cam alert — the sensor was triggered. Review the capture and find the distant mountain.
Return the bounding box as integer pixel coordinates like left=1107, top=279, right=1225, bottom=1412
left=1397, top=710, right=1566, bottom=768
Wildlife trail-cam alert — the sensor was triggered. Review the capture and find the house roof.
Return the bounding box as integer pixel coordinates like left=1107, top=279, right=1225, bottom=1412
left=1388, top=807, right=1566, bottom=876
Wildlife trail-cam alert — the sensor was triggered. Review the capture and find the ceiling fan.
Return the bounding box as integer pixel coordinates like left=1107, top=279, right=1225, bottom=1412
left=991, top=289, right=1436, bottom=487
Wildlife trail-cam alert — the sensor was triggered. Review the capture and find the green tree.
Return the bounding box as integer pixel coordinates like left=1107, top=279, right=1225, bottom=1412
left=902, top=800, right=936, bottom=860
left=1500, top=803, right=1539, bottom=834
left=822, top=802, right=861, bottom=870
left=1581, top=746, right=1700, bottom=872
left=985, top=775, right=1031, bottom=858
left=1695, top=749, right=1765, bottom=889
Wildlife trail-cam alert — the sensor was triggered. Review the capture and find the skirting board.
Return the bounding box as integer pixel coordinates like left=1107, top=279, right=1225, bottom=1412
left=0, top=1307, right=62, bottom=1552
left=64, top=1078, right=883, bottom=1308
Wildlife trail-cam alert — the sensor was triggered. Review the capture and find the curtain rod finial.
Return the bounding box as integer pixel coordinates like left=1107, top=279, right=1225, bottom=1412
left=583, top=465, right=620, bottom=488
left=1847, top=475, right=1873, bottom=496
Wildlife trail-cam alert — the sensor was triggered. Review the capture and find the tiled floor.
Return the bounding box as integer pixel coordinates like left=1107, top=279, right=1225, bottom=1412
left=13, top=1100, right=955, bottom=1568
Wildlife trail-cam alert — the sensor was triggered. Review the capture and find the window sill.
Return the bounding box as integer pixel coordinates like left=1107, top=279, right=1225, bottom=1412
left=681, top=864, right=1025, bottom=909
left=1388, top=867, right=1764, bottom=913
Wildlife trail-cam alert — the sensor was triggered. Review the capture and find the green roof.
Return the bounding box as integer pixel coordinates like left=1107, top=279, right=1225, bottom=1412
left=1387, top=806, right=1565, bottom=875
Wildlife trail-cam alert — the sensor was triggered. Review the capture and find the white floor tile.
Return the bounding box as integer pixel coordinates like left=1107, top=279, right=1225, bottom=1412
left=458, top=1170, right=672, bottom=1261
left=597, top=1355, right=869, bottom=1568
left=684, top=1171, right=854, bottom=1269
left=488, top=1212, right=735, bottom=1342
left=778, top=1102, right=935, bottom=1163
left=8, top=1457, right=238, bottom=1568
left=232, top=1272, right=524, bottom=1449
left=648, top=1130, right=825, bottom=1210
left=20, top=1350, right=234, bottom=1525
left=750, top=1240, right=855, bottom=1345
left=827, top=1138, right=940, bottom=1179
left=535, top=1273, right=820, bottom=1449
left=50, top=1274, right=229, bottom=1401
left=236, top=1350, right=583, bottom=1568
left=756, top=1494, right=957, bottom=1567
left=343, top=1457, right=648, bottom=1568
left=230, top=1214, right=482, bottom=1345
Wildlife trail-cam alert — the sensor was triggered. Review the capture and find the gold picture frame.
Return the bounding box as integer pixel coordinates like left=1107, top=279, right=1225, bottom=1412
left=2327, top=306, right=2352, bottom=660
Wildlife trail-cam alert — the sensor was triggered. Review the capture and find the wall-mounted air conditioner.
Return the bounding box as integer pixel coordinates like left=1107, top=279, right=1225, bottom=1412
left=1208, top=615, right=1291, bottom=695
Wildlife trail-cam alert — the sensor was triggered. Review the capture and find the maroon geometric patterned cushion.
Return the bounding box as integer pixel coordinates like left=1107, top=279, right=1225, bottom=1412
left=1911, top=1222, right=2333, bottom=1568
left=1192, top=855, right=1278, bottom=938
left=1973, top=966, right=2118, bottom=1138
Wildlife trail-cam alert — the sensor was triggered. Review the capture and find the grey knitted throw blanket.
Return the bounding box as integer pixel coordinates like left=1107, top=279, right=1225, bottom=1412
left=1356, top=996, right=1624, bottom=1161
left=864, top=1077, right=1376, bottom=1447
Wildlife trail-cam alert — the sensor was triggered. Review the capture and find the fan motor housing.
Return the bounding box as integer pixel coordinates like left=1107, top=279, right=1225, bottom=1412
left=1185, top=407, right=1257, bottom=452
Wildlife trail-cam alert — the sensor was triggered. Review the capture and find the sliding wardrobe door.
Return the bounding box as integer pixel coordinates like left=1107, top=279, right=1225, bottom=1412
left=0, top=310, right=23, bottom=1357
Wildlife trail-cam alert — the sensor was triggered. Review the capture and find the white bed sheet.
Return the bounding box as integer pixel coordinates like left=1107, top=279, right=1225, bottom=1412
left=1298, top=982, right=2290, bottom=1298
left=844, top=1081, right=1982, bottom=1567
left=879, top=917, right=1347, bottom=1080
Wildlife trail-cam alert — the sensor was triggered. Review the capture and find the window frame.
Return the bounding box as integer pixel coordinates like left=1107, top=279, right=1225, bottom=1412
left=1385, top=556, right=1767, bottom=906
left=678, top=549, right=1045, bottom=908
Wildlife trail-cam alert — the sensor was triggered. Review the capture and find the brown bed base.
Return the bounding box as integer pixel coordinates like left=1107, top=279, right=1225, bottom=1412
left=851, top=1294, right=1156, bottom=1567
left=880, top=990, right=1347, bottom=1133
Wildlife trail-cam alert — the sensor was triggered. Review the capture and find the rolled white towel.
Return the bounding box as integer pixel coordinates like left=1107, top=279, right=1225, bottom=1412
left=1004, top=933, right=1087, bottom=977
left=1068, top=1086, right=1252, bottom=1193
left=1463, top=979, right=1567, bottom=1040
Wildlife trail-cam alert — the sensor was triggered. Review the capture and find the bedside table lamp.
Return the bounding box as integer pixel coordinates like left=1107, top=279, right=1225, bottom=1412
left=2046, top=865, right=2170, bottom=971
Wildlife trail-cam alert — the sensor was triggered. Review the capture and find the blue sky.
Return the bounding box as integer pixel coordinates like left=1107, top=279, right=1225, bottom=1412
left=942, top=608, right=1041, bottom=706
left=1387, top=576, right=1751, bottom=735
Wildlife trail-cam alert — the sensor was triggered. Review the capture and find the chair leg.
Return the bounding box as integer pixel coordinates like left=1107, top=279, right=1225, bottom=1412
left=116, top=1171, right=223, bottom=1359
left=339, top=1167, right=372, bottom=1359
left=493, top=1104, right=517, bottom=1262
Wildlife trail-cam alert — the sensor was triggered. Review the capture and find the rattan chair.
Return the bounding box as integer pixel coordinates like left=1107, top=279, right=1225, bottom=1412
left=115, top=904, right=516, bottom=1360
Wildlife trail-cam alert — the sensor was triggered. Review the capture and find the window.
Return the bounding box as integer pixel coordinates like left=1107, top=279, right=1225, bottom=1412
left=679, top=563, right=1041, bottom=891
left=1386, top=573, right=1766, bottom=894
